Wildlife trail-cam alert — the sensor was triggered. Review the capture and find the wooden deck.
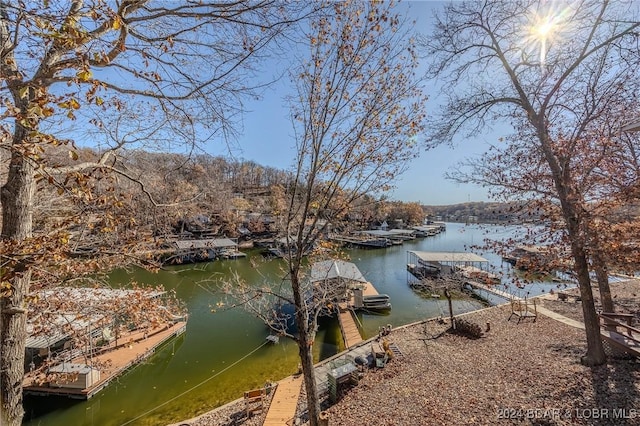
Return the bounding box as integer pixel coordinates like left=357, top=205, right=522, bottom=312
left=361, top=281, right=379, bottom=297
left=263, top=374, right=303, bottom=426
left=337, top=304, right=363, bottom=349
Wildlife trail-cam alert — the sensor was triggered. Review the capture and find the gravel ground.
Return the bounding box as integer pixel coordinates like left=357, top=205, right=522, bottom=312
left=168, top=393, right=273, bottom=426
left=542, top=278, right=640, bottom=323
left=173, top=280, right=640, bottom=426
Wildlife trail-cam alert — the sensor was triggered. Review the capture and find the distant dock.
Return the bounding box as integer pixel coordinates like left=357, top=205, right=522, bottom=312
left=329, top=224, right=445, bottom=249
left=329, top=235, right=391, bottom=248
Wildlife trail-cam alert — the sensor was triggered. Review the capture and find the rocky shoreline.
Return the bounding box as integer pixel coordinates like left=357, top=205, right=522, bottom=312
left=172, top=279, right=640, bottom=426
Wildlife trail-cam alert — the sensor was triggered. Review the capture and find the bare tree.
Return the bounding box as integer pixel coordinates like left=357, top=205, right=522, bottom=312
left=0, top=1, right=315, bottom=423
left=450, top=110, right=640, bottom=309
left=224, top=1, right=426, bottom=424
left=421, top=0, right=640, bottom=365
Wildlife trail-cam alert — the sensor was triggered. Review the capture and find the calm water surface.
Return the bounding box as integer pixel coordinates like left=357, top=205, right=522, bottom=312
left=24, top=223, right=558, bottom=426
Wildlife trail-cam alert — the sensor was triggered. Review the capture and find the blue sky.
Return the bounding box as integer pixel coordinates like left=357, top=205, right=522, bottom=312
left=211, top=1, right=504, bottom=206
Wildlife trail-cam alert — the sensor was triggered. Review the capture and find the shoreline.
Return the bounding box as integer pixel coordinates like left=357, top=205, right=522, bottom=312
left=167, top=301, right=524, bottom=426
left=170, top=279, right=640, bottom=426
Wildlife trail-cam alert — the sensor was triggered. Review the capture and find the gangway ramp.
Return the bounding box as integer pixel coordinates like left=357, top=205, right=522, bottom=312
left=337, top=304, right=363, bottom=349
left=263, top=375, right=303, bottom=426
left=464, top=280, right=516, bottom=301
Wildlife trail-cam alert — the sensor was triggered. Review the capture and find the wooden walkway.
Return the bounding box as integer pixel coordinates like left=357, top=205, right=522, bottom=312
left=465, top=280, right=517, bottom=301
left=337, top=304, right=363, bottom=348
left=263, top=374, right=303, bottom=426
left=335, top=281, right=380, bottom=349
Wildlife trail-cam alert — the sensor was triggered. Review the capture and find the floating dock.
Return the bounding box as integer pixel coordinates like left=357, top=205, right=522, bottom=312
left=359, top=281, right=380, bottom=297
left=311, top=260, right=385, bottom=349
left=165, top=238, right=242, bottom=264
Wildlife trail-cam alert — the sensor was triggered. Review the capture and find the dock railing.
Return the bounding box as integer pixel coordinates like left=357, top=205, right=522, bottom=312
left=599, top=312, right=640, bottom=357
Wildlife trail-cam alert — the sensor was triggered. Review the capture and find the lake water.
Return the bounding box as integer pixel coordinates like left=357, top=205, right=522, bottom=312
left=23, top=222, right=560, bottom=426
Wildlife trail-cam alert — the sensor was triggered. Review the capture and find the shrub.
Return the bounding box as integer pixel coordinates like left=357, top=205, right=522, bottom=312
left=453, top=318, right=483, bottom=339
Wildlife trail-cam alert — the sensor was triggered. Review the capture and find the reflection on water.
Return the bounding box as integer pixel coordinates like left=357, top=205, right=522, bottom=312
left=24, top=222, right=558, bottom=426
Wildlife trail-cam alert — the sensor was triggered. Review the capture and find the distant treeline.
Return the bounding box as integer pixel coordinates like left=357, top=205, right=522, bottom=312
left=422, top=202, right=535, bottom=224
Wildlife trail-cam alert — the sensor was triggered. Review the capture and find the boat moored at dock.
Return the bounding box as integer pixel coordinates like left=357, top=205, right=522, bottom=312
left=358, top=294, right=391, bottom=311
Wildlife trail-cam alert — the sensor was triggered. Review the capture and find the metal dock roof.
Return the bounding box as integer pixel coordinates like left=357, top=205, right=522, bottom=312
left=173, top=238, right=237, bottom=249
left=310, top=260, right=368, bottom=283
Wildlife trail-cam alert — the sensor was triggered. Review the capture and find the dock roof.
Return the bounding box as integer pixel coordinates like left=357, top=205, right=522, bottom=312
left=409, top=251, right=489, bottom=264
left=310, top=260, right=367, bottom=283
left=26, top=313, right=104, bottom=349
left=173, top=238, right=237, bottom=250
left=27, top=287, right=166, bottom=349
left=356, top=229, right=415, bottom=237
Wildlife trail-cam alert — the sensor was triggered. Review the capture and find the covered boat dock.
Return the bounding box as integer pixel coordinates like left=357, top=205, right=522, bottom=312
left=356, top=229, right=417, bottom=242
left=311, top=260, right=390, bottom=349
left=406, top=251, right=490, bottom=285
left=167, top=237, right=245, bottom=263
left=23, top=287, right=187, bottom=399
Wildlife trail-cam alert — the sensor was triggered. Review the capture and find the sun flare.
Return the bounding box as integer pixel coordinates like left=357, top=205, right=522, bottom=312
left=525, top=5, right=572, bottom=69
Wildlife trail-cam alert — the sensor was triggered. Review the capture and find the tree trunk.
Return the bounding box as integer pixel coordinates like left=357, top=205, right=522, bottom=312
left=291, top=273, right=321, bottom=426
left=297, top=339, right=320, bottom=426
left=558, top=201, right=606, bottom=365
left=1, top=140, right=36, bottom=425
left=559, top=202, right=606, bottom=365
left=592, top=252, right=614, bottom=313
left=534, top=124, right=606, bottom=366
left=1, top=92, right=36, bottom=424
left=0, top=272, right=30, bottom=426
left=444, top=288, right=454, bottom=329
left=571, top=246, right=607, bottom=366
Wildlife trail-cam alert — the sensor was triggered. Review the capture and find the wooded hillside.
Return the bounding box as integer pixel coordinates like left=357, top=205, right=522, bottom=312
left=2, top=146, right=430, bottom=245
left=422, top=202, right=532, bottom=223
